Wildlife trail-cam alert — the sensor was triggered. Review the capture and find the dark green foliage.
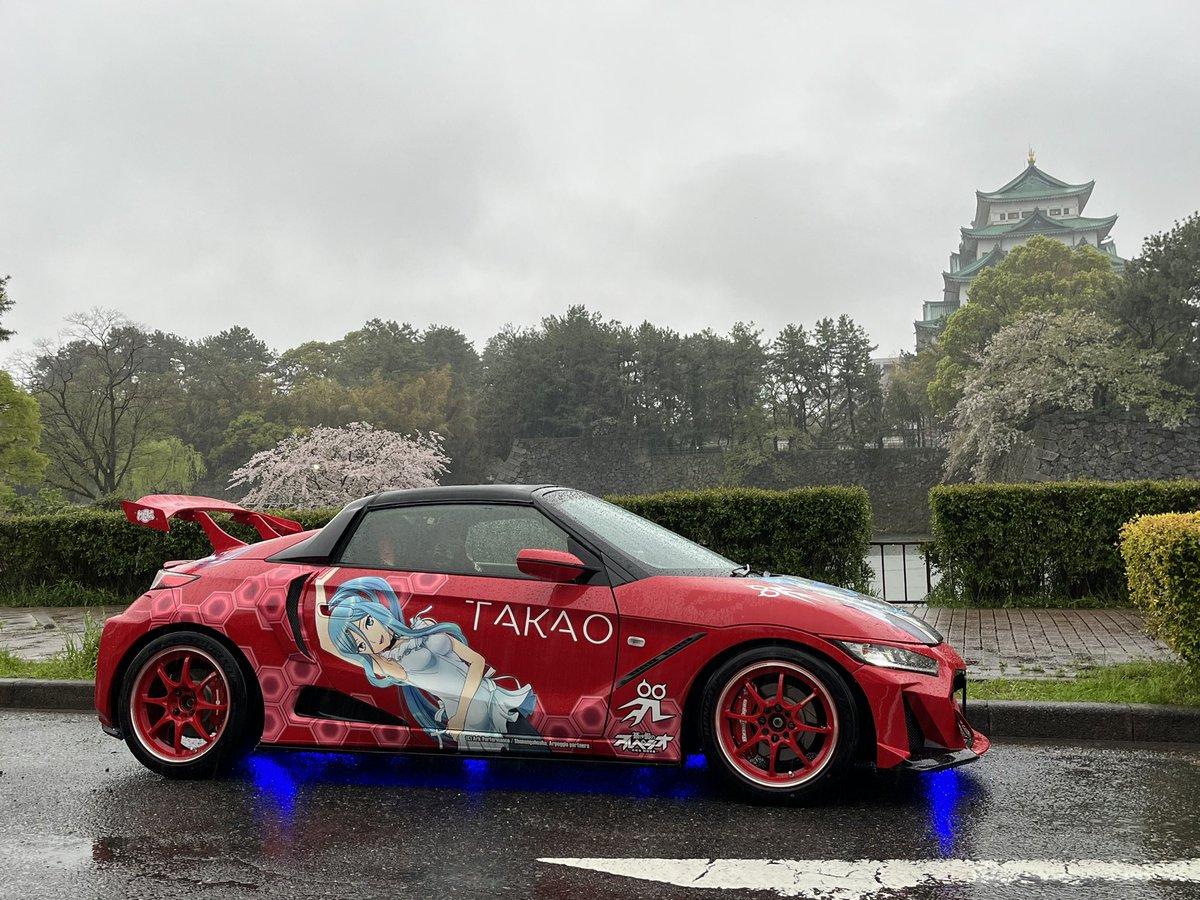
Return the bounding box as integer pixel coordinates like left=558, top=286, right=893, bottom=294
left=928, top=480, right=1200, bottom=605
left=0, top=508, right=337, bottom=601
left=610, top=487, right=873, bottom=591
left=0, top=275, right=13, bottom=342
left=1120, top=513, right=1200, bottom=667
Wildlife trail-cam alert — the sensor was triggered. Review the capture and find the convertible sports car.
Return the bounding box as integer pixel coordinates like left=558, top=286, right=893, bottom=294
left=96, top=485, right=988, bottom=800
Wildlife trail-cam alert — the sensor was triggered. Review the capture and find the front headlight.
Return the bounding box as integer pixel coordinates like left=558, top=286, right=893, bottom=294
left=835, top=641, right=939, bottom=676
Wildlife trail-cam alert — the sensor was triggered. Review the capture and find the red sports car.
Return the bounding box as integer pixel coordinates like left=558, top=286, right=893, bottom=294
left=96, top=485, right=987, bottom=801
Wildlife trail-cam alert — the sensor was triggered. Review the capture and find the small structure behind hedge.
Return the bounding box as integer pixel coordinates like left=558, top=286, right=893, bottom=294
left=1120, top=513, right=1200, bottom=666
left=0, top=486, right=874, bottom=604
left=928, top=480, right=1200, bottom=606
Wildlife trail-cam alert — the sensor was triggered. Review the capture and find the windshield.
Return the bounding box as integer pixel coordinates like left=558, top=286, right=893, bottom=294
left=541, top=490, right=735, bottom=574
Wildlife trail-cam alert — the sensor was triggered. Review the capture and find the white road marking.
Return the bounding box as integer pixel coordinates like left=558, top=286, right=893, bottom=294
left=538, top=858, right=1200, bottom=899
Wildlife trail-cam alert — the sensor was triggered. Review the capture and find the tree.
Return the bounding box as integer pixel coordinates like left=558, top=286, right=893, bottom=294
left=930, top=237, right=1123, bottom=414
left=0, top=275, right=14, bottom=342
left=883, top=349, right=941, bottom=447
left=768, top=324, right=819, bottom=436
left=0, top=371, right=47, bottom=508
left=125, top=437, right=205, bottom=497
left=330, top=319, right=424, bottom=386
left=228, top=422, right=449, bottom=508
left=28, top=309, right=166, bottom=500
left=946, top=310, right=1191, bottom=481
left=1107, top=211, right=1200, bottom=391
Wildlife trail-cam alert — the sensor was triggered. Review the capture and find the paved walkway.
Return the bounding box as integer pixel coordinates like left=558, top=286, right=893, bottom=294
left=911, top=605, right=1176, bottom=679
left=0, top=604, right=1178, bottom=679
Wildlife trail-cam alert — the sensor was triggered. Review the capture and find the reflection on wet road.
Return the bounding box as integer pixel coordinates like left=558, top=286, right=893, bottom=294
left=1, top=710, right=1198, bottom=899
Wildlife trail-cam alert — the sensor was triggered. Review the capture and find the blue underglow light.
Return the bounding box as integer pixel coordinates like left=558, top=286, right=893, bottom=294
left=247, top=754, right=298, bottom=817
left=684, top=753, right=708, bottom=770
left=240, top=747, right=710, bottom=801
left=922, top=768, right=962, bottom=855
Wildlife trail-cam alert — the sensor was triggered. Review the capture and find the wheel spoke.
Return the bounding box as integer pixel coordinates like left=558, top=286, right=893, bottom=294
left=188, top=715, right=212, bottom=745
left=736, top=737, right=763, bottom=759
left=156, top=663, right=176, bottom=690
left=740, top=678, right=767, bottom=710
left=767, top=740, right=782, bottom=775
left=194, top=696, right=227, bottom=713
left=723, top=710, right=758, bottom=724
left=172, top=722, right=184, bottom=755
left=196, top=672, right=220, bottom=694
left=785, top=735, right=812, bottom=767
left=792, top=721, right=832, bottom=734
left=149, top=714, right=172, bottom=737
left=179, top=655, right=194, bottom=689
left=138, top=693, right=168, bottom=709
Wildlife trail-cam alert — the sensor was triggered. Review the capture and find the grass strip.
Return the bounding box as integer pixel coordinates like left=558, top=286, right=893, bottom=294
left=0, top=615, right=102, bottom=680
left=970, top=662, right=1200, bottom=707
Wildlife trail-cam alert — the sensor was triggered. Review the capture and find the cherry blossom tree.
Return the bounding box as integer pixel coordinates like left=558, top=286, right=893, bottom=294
left=946, top=310, right=1192, bottom=481
left=228, top=422, right=449, bottom=508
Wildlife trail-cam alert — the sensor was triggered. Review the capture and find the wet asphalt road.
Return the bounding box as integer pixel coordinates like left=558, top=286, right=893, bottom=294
left=1, top=710, right=1199, bottom=900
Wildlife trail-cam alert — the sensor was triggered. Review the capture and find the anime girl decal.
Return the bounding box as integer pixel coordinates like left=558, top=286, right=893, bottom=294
left=314, top=574, right=542, bottom=752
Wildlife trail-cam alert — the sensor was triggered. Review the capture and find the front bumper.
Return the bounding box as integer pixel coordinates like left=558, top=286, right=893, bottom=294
left=897, top=744, right=985, bottom=773
left=850, top=641, right=990, bottom=771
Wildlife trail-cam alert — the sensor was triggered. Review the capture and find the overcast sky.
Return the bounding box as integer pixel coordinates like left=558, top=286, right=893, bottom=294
left=3, top=1, right=1199, bottom=369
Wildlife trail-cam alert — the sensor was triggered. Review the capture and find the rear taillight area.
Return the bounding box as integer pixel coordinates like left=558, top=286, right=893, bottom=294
left=148, top=569, right=200, bottom=590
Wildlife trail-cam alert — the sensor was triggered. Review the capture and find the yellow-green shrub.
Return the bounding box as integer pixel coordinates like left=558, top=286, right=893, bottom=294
left=1120, top=512, right=1200, bottom=666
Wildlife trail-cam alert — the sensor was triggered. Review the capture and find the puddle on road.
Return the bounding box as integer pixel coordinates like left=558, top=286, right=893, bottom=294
left=1, top=833, right=95, bottom=869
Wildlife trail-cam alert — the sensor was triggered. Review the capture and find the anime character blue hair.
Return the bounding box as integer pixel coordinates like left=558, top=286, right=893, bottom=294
left=326, top=576, right=467, bottom=738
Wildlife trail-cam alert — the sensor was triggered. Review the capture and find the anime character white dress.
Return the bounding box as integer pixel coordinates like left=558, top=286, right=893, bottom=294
left=382, top=632, right=535, bottom=752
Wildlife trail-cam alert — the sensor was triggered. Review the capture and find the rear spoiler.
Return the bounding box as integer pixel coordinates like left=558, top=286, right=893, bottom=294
left=121, top=495, right=305, bottom=554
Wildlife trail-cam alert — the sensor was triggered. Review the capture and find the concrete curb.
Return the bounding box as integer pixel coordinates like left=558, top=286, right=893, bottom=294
left=0, top=679, right=94, bottom=712
left=971, top=699, right=1200, bottom=744
left=2, top=679, right=1199, bottom=744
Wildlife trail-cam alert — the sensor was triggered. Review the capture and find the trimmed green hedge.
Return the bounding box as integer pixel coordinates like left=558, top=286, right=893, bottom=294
left=610, top=487, right=873, bottom=591
left=928, top=480, right=1200, bottom=606
left=0, top=508, right=337, bottom=601
left=1120, top=513, right=1200, bottom=666
left=0, top=487, right=874, bottom=603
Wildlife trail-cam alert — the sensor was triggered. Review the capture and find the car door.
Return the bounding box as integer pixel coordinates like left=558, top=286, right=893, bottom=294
left=305, top=501, right=619, bottom=755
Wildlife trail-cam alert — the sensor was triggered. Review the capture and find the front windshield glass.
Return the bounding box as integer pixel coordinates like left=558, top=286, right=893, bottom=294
left=542, top=490, right=734, bottom=574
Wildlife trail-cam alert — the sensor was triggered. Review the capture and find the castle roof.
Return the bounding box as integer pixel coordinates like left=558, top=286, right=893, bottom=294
left=944, top=245, right=1006, bottom=284
left=972, top=163, right=1095, bottom=226
left=962, top=208, right=1118, bottom=242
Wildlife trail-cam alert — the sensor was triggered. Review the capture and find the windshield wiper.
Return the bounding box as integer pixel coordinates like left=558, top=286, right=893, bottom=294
left=730, top=563, right=761, bottom=578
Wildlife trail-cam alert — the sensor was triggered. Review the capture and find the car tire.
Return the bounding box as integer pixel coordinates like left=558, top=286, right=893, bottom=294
left=700, top=645, right=858, bottom=802
left=118, top=631, right=255, bottom=778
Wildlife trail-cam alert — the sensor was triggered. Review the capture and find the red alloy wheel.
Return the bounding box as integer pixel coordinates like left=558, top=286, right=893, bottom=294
left=713, top=660, right=839, bottom=790
left=129, top=646, right=231, bottom=763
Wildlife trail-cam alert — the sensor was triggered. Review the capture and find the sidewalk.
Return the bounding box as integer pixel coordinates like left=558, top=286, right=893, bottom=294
left=0, top=603, right=1179, bottom=678
left=911, top=605, right=1177, bottom=679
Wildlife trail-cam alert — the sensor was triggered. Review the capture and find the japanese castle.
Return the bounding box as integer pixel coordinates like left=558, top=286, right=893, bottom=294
left=915, top=152, right=1124, bottom=350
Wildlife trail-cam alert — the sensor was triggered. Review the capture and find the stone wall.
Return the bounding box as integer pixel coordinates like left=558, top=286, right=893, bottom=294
left=494, top=414, right=1200, bottom=535
left=1001, top=411, right=1200, bottom=483
left=492, top=437, right=948, bottom=535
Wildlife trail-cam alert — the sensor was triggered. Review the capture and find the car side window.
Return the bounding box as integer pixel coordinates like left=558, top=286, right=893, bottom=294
left=337, top=504, right=570, bottom=578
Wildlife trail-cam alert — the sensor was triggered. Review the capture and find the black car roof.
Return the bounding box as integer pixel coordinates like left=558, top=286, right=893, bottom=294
left=365, top=483, right=556, bottom=508
left=267, top=484, right=561, bottom=564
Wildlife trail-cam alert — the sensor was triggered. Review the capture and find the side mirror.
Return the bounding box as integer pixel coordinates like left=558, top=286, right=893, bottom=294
left=516, top=548, right=590, bottom=583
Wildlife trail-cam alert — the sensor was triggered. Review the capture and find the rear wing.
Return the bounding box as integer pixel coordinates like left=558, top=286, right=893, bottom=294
left=121, top=494, right=305, bottom=554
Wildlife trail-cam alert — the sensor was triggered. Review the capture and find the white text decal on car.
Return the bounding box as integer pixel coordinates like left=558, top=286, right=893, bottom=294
left=463, top=600, right=614, bottom=645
